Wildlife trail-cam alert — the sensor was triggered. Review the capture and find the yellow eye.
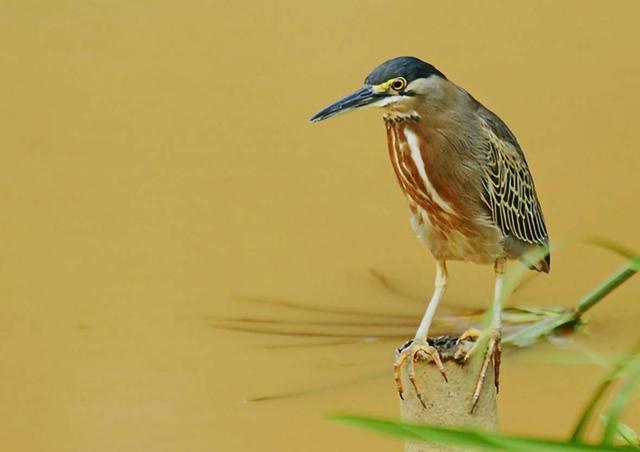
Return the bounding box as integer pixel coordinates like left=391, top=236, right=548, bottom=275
left=390, top=78, right=407, bottom=91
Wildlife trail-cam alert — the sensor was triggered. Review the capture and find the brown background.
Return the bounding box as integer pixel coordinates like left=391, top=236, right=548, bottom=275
left=1, top=1, right=639, bottom=451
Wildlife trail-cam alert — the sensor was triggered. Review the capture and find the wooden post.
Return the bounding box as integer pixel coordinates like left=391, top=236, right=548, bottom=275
left=399, top=336, right=498, bottom=452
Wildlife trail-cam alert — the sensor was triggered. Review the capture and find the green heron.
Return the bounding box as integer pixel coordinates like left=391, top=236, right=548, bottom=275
left=310, top=56, right=550, bottom=410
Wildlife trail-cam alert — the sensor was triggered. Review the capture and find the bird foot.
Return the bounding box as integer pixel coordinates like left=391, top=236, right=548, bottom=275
left=458, top=328, right=482, bottom=342
left=460, top=328, right=501, bottom=413
left=394, top=339, right=448, bottom=408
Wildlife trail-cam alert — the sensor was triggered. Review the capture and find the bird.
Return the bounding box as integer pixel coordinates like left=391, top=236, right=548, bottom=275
left=309, top=56, right=550, bottom=411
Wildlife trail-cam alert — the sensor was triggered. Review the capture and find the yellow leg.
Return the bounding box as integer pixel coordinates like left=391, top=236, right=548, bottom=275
left=394, top=261, right=448, bottom=407
left=469, top=258, right=505, bottom=413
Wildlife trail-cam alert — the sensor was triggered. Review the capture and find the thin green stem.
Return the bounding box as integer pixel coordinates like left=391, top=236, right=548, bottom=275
left=507, top=256, right=639, bottom=348
left=575, top=262, right=638, bottom=316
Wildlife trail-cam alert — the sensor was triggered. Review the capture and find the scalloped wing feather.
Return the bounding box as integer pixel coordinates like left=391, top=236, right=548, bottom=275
left=477, top=108, right=550, bottom=271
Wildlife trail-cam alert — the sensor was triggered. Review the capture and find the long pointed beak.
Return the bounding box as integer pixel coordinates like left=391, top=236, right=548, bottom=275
left=309, top=85, right=382, bottom=123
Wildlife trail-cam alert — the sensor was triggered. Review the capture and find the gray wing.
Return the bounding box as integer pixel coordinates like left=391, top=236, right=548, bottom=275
left=476, top=106, right=549, bottom=246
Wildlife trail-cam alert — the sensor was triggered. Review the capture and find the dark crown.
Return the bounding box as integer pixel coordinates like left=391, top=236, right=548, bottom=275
left=364, top=56, right=446, bottom=85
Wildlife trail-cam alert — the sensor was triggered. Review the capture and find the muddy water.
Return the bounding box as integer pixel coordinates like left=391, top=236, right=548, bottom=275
left=1, top=1, right=640, bottom=451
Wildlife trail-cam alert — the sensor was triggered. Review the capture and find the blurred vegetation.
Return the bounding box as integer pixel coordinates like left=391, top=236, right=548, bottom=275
left=212, top=237, right=639, bottom=405
left=330, top=238, right=640, bottom=450
left=330, top=345, right=640, bottom=450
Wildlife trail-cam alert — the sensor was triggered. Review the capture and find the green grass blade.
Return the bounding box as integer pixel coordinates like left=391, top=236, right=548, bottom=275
left=571, top=343, right=640, bottom=443
left=330, top=415, right=628, bottom=451
left=507, top=255, right=638, bottom=348
left=583, top=237, right=639, bottom=262
left=601, top=416, right=640, bottom=448
left=602, top=358, right=640, bottom=445
left=616, top=422, right=640, bottom=448
left=575, top=262, right=638, bottom=316
left=504, top=311, right=574, bottom=347
left=576, top=237, right=640, bottom=314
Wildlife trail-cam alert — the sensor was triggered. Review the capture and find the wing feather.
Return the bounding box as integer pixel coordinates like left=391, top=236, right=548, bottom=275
left=477, top=109, right=549, bottom=246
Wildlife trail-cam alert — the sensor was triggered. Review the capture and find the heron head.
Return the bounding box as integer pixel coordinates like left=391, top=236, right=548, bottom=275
left=309, top=56, right=446, bottom=123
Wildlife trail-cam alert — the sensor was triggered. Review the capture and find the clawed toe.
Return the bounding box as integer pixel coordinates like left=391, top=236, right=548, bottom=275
left=394, top=340, right=448, bottom=408
left=468, top=329, right=501, bottom=413
left=459, top=328, right=482, bottom=342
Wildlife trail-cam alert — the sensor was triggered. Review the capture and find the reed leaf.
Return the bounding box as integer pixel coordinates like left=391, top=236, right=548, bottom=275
left=601, top=357, right=640, bottom=445
left=571, top=342, right=640, bottom=443
left=329, top=415, right=630, bottom=451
